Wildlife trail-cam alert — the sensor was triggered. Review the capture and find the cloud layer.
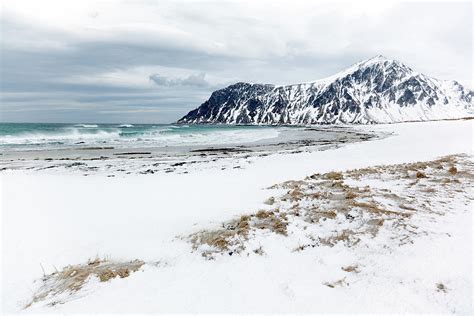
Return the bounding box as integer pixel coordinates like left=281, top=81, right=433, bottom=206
left=149, top=73, right=211, bottom=88
left=0, top=0, right=472, bottom=123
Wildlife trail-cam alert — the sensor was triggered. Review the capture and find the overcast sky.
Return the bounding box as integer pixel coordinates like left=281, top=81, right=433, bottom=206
left=0, top=0, right=472, bottom=123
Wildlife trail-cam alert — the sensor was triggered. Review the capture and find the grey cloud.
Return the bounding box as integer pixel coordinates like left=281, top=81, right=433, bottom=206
left=0, top=1, right=472, bottom=124
left=149, top=73, right=210, bottom=87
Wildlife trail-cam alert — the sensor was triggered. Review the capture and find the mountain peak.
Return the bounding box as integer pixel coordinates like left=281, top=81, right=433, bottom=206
left=367, top=54, right=390, bottom=61
left=178, top=57, right=473, bottom=125
left=309, top=55, right=405, bottom=86
left=355, top=55, right=398, bottom=68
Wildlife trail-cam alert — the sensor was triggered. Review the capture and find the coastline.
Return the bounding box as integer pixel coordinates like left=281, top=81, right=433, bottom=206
left=0, top=126, right=378, bottom=175
left=1, top=119, right=473, bottom=313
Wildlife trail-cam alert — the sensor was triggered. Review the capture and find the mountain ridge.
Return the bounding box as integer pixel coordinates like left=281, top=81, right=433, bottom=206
left=178, top=56, right=473, bottom=125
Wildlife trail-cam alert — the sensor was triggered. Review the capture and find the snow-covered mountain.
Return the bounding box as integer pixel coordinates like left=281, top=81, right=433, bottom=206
left=178, top=55, right=473, bottom=124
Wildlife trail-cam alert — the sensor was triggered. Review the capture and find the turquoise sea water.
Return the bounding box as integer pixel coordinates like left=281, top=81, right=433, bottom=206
left=0, top=123, right=283, bottom=151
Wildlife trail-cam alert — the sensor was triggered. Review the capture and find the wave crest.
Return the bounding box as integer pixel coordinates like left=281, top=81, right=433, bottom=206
left=74, top=124, right=99, bottom=128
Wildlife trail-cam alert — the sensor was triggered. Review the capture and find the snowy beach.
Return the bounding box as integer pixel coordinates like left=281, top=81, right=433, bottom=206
left=1, top=119, right=472, bottom=313
left=2, top=0, right=473, bottom=314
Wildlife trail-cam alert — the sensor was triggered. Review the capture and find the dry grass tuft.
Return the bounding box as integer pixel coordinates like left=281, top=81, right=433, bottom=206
left=308, top=209, right=338, bottom=223
left=190, top=210, right=289, bottom=255
left=25, top=259, right=144, bottom=308
left=209, top=235, right=231, bottom=250
left=237, top=215, right=251, bottom=234
left=282, top=189, right=303, bottom=202
left=319, top=230, right=360, bottom=247
left=190, top=229, right=235, bottom=251
left=256, top=210, right=273, bottom=219
left=345, top=190, right=358, bottom=200
left=269, top=180, right=305, bottom=190
left=331, top=180, right=347, bottom=189
left=367, top=218, right=384, bottom=226
left=272, top=217, right=288, bottom=235
left=341, top=265, right=359, bottom=273
left=350, top=200, right=409, bottom=217
left=256, top=213, right=288, bottom=236
left=416, top=171, right=427, bottom=179
left=448, top=166, right=458, bottom=175
left=325, top=171, right=344, bottom=180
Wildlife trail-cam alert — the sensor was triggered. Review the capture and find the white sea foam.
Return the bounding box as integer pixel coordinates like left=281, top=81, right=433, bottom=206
left=0, top=128, right=121, bottom=146
left=118, top=126, right=281, bottom=147
left=0, top=125, right=282, bottom=150
left=74, top=124, right=99, bottom=128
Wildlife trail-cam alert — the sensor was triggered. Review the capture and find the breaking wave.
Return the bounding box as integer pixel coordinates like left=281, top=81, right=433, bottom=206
left=0, top=128, right=121, bottom=146
left=74, top=124, right=99, bottom=128
left=0, top=123, right=282, bottom=150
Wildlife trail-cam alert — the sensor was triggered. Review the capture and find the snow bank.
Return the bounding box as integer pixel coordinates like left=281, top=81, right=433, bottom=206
left=1, top=119, right=472, bottom=313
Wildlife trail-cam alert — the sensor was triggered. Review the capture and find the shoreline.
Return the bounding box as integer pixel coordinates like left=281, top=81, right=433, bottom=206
left=0, top=126, right=380, bottom=175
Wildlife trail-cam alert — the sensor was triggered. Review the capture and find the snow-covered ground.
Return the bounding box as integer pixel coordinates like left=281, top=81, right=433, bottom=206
left=1, top=119, right=473, bottom=313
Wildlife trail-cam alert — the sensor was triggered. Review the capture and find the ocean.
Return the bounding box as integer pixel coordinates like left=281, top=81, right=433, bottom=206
left=0, top=123, right=283, bottom=151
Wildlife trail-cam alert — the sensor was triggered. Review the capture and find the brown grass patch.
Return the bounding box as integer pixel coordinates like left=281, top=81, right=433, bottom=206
left=307, top=191, right=331, bottom=200
left=272, top=217, right=288, bottom=235
left=448, top=166, right=458, bottom=175
left=350, top=200, right=410, bottom=217
left=341, top=265, right=359, bottom=273
left=345, top=190, right=358, bottom=199
left=287, top=189, right=304, bottom=201
left=367, top=218, right=384, bottom=226
left=237, top=215, right=251, bottom=234
left=190, top=229, right=235, bottom=251
left=191, top=210, right=288, bottom=255
left=26, top=258, right=144, bottom=308
left=189, top=154, right=472, bottom=257
left=319, top=229, right=360, bottom=247
left=331, top=180, right=347, bottom=189
left=255, top=212, right=288, bottom=236
left=307, top=209, right=338, bottom=223
left=256, top=210, right=273, bottom=219
left=325, top=171, right=344, bottom=180
left=269, top=180, right=305, bottom=190
left=416, top=171, right=427, bottom=179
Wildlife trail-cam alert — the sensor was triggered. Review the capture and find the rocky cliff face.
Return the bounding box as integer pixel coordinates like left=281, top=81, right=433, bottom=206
left=178, top=56, right=473, bottom=124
